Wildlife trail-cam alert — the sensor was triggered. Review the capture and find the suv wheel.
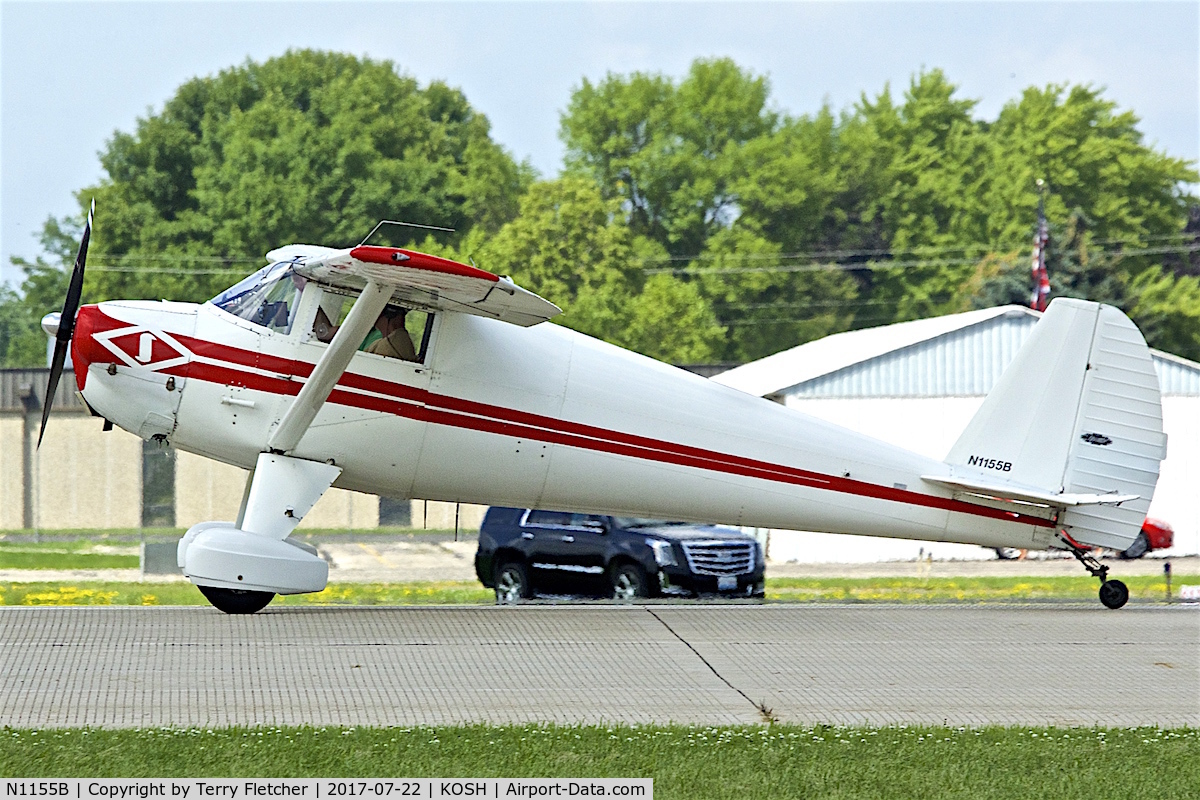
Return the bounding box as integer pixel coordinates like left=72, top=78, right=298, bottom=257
left=494, top=561, right=532, bottom=603
left=610, top=563, right=650, bottom=601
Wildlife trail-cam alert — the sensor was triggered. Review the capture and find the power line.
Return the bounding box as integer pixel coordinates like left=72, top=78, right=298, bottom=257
left=88, top=254, right=264, bottom=263
left=642, top=244, right=994, bottom=264
left=637, top=232, right=1199, bottom=266
left=723, top=299, right=897, bottom=310
left=86, top=264, right=253, bottom=275
left=721, top=312, right=905, bottom=328
left=1091, top=232, right=1199, bottom=245
left=647, top=242, right=1200, bottom=276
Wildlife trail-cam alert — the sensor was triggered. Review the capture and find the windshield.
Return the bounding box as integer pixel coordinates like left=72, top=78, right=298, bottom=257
left=612, top=518, right=688, bottom=529
left=209, top=262, right=306, bottom=333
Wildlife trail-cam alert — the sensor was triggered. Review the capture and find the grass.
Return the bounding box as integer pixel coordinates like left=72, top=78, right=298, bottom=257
left=0, top=541, right=139, bottom=570
left=1, top=725, right=1198, bottom=798
left=0, top=527, right=465, bottom=540
left=0, top=581, right=494, bottom=606
left=765, top=574, right=1187, bottom=604
left=2, top=576, right=1194, bottom=606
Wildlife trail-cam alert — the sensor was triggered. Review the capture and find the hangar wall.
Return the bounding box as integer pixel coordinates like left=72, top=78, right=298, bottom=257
left=173, top=452, right=383, bottom=530
left=171, top=451, right=486, bottom=531
left=34, top=415, right=142, bottom=529
left=0, top=416, right=24, bottom=529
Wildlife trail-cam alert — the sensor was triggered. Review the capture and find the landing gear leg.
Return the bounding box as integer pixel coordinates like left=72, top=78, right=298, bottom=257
left=1057, top=532, right=1128, bottom=609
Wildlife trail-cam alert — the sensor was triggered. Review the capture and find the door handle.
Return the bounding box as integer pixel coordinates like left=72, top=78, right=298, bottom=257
left=521, top=532, right=534, bottom=540
left=561, top=535, right=575, bottom=543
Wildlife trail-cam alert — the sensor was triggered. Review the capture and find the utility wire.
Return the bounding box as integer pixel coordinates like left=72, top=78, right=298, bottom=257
left=86, top=264, right=254, bottom=274
left=724, top=298, right=898, bottom=310
left=16, top=235, right=1198, bottom=283
left=646, top=242, right=1200, bottom=275
left=637, top=233, right=1199, bottom=265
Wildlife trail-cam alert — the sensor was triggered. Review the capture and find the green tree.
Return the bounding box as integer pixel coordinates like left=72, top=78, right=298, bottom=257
left=825, top=73, right=1197, bottom=344
left=13, top=55, right=1199, bottom=367
left=562, top=57, right=775, bottom=256
left=561, top=58, right=860, bottom=359
left=474, top=177, right=724, bottom=362
left=1128, top=268, right=1200, bottom=361
left=843, top=72, right=993, bottom=322
left=2, top=217, right=79, bottom=366
left=683, top=226, right=859, bottom=363
left=985, top=84, right=1194, bottom=249
left=3, top=50, right=532, bottom=366
left=62, top=49, right=531, bottom=306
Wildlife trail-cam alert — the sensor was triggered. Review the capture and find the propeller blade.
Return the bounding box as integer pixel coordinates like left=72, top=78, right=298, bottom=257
left=38, top=199, right=94, bottom=448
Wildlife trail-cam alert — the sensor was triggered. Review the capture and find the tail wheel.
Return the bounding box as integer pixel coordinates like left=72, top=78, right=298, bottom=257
left=198, top=586, right=275, bottom=615
left=1099, top=579, right=1129, bottom=610
left=494, top=561, right=532, bottom=603
left=610, top=563, right=650, bottom=601
left=1058, top=532, right=1128, bottom=610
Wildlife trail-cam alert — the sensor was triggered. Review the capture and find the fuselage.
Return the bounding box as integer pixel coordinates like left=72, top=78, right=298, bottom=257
left=70, top=292, right=1055, bottom=552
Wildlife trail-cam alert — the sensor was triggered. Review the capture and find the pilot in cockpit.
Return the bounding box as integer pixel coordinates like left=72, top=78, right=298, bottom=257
left=365, top=306, right=418, bottom=361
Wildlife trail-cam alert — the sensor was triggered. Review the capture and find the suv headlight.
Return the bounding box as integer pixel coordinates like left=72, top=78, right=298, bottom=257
left=647, top=538, right=677, bottom=567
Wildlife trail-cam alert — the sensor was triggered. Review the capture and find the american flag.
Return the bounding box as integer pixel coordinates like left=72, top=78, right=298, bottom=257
left=1030, top=192, right=1050, bottom=312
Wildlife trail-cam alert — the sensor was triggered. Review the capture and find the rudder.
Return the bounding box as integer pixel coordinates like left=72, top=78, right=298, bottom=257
left=945, top=299, right=1166, bottom=550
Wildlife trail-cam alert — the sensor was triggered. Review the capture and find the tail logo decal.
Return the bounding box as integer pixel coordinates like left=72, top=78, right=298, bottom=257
left=1080, top=432, right=1113, bottom=446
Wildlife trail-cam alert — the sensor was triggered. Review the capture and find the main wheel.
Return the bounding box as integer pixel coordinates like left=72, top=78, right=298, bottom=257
left=610, top=563, right=650, bottom=601
left=1099, top=579, right=1129, bottom=610
left=198, top=586, right=275, bottom=615
left=1119, top=532, right=1150, bottom=560
left=494, top=561, right=532, bottom=603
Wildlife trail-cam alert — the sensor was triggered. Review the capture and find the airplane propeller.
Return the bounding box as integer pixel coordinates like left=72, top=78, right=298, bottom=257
left=37, top=199, right=94, bottom=447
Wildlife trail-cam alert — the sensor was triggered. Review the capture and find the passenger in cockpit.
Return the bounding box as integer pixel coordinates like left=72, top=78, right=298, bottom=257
left=366, top=307, right=417, bottom=361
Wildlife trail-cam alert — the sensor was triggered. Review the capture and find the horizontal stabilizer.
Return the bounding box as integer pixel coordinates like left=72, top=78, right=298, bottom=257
left=921, top=475, right=1138, bottom=508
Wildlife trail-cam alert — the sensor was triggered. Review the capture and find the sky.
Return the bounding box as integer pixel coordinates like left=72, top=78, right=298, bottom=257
left=2, top=1, right=1197, bottom=288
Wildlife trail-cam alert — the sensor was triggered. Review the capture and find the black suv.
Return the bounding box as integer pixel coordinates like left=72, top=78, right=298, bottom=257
left=475, top=507, right=766, bottom=601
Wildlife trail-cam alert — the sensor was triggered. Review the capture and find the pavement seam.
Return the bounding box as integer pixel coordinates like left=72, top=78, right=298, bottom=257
left=643, top=606, right=772, bottom=722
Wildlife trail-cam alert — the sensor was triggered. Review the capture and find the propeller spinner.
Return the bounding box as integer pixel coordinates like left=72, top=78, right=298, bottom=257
left=37, top=199, right=94, bottom=447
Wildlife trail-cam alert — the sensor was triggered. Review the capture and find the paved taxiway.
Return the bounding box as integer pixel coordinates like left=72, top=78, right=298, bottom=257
left=1, top=604, right=1195, bottom=728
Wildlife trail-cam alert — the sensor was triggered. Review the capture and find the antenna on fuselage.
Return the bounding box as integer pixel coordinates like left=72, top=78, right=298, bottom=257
left=359, top=220, right=456, bottom=246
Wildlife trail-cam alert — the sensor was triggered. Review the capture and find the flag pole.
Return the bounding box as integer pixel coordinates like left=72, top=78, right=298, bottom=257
left=1030, top=179, right=1050, bottom=312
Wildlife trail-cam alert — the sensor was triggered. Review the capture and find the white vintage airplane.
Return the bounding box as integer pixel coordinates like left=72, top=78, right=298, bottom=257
left=41, top=205, right=1166, bottom=612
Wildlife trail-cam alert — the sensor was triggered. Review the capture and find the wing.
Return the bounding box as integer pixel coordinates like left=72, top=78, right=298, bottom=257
left=284, top=244, right=561, bottom=327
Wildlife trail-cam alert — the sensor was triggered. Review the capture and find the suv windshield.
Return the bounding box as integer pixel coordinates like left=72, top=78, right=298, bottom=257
left=209, top=262, right=306, bottom=333
left=612, top=518, right=687, bottom=529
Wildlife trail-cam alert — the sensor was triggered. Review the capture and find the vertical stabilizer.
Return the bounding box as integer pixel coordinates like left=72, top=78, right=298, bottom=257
left=945, top=299, right=1166, bottom=550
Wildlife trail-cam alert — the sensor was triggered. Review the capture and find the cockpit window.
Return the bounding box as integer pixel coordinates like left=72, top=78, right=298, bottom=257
left=210, top=262, right=306, bottom=333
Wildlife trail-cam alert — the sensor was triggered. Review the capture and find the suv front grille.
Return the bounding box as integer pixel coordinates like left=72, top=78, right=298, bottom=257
left=681, top=541, right=755, bottom=576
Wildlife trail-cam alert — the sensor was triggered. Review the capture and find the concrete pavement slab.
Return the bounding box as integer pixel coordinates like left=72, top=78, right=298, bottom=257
left=0, top=605, right=1194, bottom=729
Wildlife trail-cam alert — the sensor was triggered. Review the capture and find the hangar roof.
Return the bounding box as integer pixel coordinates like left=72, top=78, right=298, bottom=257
left=711, top=305, right=1200, bottom=399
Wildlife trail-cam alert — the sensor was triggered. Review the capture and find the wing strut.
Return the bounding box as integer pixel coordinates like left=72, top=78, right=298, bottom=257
left=267, top=279, right=395, bottom=453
